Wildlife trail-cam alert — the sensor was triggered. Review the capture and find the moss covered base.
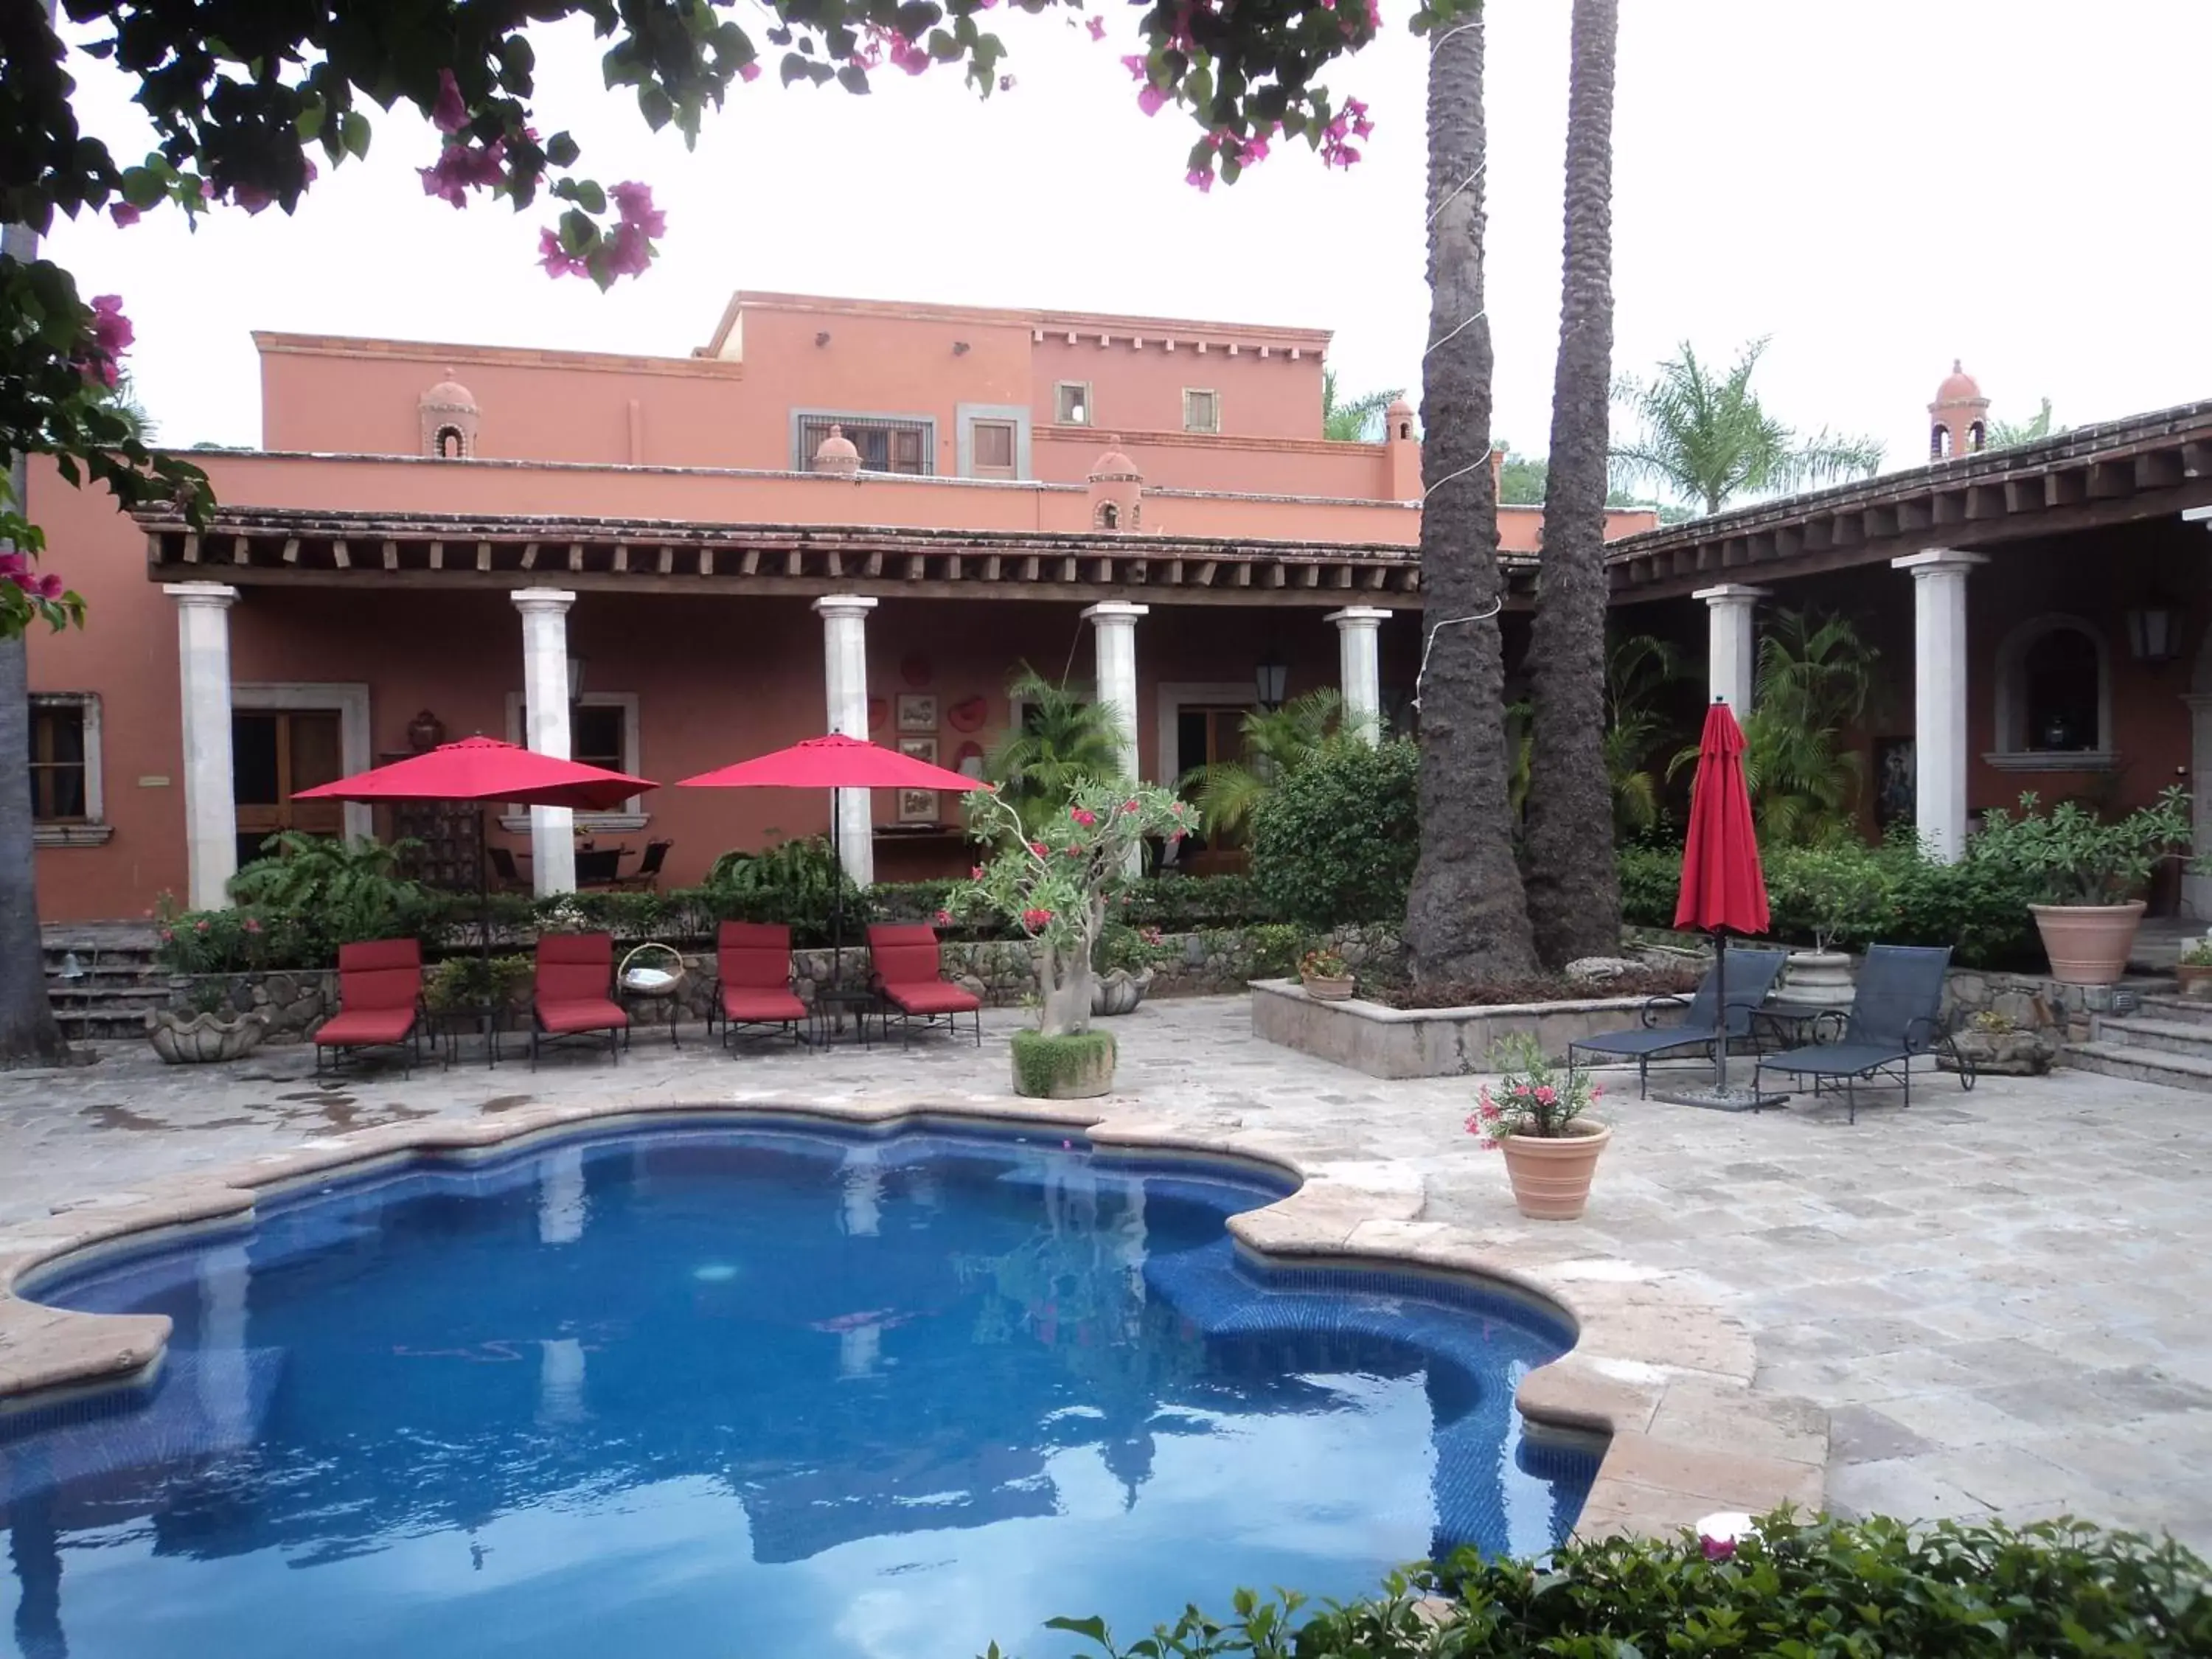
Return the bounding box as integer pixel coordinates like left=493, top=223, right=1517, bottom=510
left=1009, top=1029, right=1117, bottom=1099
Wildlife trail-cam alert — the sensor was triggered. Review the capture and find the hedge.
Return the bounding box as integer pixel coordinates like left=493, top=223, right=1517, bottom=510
left=1249, top=739, right=1422, bottom=930
left=1004, top=1513, right=2211, bottom=1659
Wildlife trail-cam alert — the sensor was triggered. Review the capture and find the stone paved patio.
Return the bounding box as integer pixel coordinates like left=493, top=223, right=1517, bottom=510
left=3, top=995, right=2208, bottom=1553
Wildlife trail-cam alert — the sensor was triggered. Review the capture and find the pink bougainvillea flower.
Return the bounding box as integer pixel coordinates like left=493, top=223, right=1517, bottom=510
left=970, top=865, right=985, bottom=880
left=887, top=32, right=931, bottom=74
left=1022, top=908, right=1054, bottom=930
left=1124, top=799, right=1143, bottom=814
left=538, top=228, right=587, bottom=279
left=229, top=182, right=273, bottom=214
left=0, top=552, right=27, bottom=577
left=739, top=60, right=762, bottom=82
left=1138, top=84, right=1170, bottom=116
left=243, top=917, right=263, bottom=934
left=610, top=181, right=666, bottom=239
left=1700, top=1535, right=1736, bottom=1562
left=35, top=572, right=64, bottom=601
left=605, top=221, right=653, bottom=278
left=110, top=202, right=141, bottom=228
left=1186, top=167, right=1213, bottom=192
left=89, top=293, right=134, bottom=359
left=1070, top=807, right=1096, bottom=827
left=431, top=69, right=470, bottom=134
left=1086, top=15, right=1107, bottom=38
left=5, top=571, right=33, bottom=592
left=419, top=140, right=505, bottom=207
left=934, top=908, right=953, bottom=925
left=1121, top=54, right=1148, bottom=78
left=1029, top=840, right=1049, bottom=857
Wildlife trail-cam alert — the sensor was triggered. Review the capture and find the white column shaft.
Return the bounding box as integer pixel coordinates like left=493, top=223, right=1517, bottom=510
left=1082, top=602, right=1147, bottom=779
left=815, top=597, right=879, bottom=887
left=1694, top=585, right=1767, bottom=714
left=164, top=584, right=240, bottom=910
left=1893, top=552, right=1985, bottom=863
left=514, top=589, right=577, bottom=895
left=1326, top=608, right=1391, bottom=745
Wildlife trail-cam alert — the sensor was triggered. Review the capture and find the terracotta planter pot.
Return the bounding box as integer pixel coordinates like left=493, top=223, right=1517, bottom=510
left=2177, top=962, right=2212, bottom=998
left=2029, top=901, right=2146, bottom=986
left=1497, top=1121, right=1612, bottom=1221
left=1301, top=973, right=1355, bottom=1001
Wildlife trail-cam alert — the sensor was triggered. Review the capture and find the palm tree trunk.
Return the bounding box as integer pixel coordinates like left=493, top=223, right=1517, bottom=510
left=1524, top=0, right=1623, bottom=967
left=1402, top=9, right=1537, bottom=987
left=1, top=209, right=67, bottom=1065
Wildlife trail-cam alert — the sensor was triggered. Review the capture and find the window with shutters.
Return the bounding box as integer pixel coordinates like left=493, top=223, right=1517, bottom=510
left=1183, top=389, right=1220, bottom=434
left=972, top=420, right=1017, bottom=479
left=28, top=693, right=110, bottom=846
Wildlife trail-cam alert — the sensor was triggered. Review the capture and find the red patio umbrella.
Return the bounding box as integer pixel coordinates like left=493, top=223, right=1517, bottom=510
left=678, top=734, right=982, bottom=971
left=296, top=737, right=658, bottom=1002
left=1673, top=699, right=1771, bottom=1103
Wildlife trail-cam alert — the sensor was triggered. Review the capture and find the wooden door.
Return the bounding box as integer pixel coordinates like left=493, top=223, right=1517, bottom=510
left=1176, top=704, right=1255, bottom=874
left=234, top=709, right=345, bottom=866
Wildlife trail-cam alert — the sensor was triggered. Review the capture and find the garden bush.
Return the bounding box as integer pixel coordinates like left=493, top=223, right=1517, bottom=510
left=1250, top=738, right=1420, bottom=929
left=1008, top=1513, right=2211, bottom=1659
left=1120, top=872, right=1277, bottom=931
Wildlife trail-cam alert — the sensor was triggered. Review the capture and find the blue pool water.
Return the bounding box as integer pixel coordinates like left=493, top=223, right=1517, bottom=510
left=0, top=1124, right=1594, bottom=1659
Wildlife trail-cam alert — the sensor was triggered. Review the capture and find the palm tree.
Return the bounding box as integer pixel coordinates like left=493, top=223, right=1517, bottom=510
left=1672, top=611, right=1877, bottom=844
left=1184, top=688, right=1348, bottom=842
left=1987, top=397, right=2057, bottom=450
left=983, top=667, right=1124, bottom=834
left=1401, top=7, right=1540, bottom=986
left=1613, top=338, right=1885, bottom=515
left=1321, top=368, right=1405, bottom=443
left=1523, top=0, right=1622, bottom=967
left=1603, top=633, right=1683, bottom=835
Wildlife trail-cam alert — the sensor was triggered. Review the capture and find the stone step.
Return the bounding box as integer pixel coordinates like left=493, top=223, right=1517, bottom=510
left=2090, top=1015, right=2212, bottom=1060
left=2064, top=1040, right=2212, bottom=1095
left=2132, top=993, right=2212, bottom=1029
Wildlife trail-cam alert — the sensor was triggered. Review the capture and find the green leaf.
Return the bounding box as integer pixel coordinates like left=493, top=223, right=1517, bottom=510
left=835, top=63, right=871, bottom=94
left=572, top=178, right=605, bottom=215
left=294, top=97, right=326, bottom=142
left=340, top=111, right=371, bottom=159
left=545, top=132, right=580, bottom=167
left=637, top=83, right=673, bottom=130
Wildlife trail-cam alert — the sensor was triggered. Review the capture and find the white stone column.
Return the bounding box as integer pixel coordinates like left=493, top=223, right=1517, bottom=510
left=1326, top=607, right=1391, bottom=745
left=164, top=582, right=240, bottom=910
left=512, top=588, right=577, bottom=896
left=2185, top=693, right=2212, bottom=919
left=1893, top=551, right=1987, bottom=863
left=1693, top=584, right=1769, bottom=714
left=814, top=595, right=880, bottom=887
left=1082, top=602, right=1148, bottom=779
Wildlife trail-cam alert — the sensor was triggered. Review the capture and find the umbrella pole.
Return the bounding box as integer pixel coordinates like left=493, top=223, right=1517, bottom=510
left=479, top=803, right=496, bottom=1062
left=829, top=787, right=844, bottom=989
left=1713, top=930, right=1730, bottom=1094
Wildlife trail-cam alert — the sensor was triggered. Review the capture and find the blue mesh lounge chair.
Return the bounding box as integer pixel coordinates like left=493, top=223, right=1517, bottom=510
left=1752, top=943, right=1970, bottom=1122
left=1566, top=947, right=1789, bottom=1099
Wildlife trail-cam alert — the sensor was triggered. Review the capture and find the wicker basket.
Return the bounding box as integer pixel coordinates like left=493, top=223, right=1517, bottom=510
left=618, top=942, right=688, bottom=999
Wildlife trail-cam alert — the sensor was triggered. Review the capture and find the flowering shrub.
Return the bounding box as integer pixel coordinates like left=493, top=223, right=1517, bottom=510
left=947, top=780, right=1190, bottom=1034
left=1465, top=1034, right=1599, bottom=1144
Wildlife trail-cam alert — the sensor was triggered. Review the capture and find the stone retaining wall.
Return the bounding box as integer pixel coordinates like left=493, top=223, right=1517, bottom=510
left=1252, top=978, right=1652, bottom=1079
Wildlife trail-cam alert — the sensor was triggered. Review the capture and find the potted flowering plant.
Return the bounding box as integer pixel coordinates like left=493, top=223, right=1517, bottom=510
left=947, top=778, right=1192, bottom=1097
left=2178, top=938, right=2212, bottom=998
left=1972, top=787, right=2193, bottom=984
left=1298, top=946, right=1354, bottom=1000
left=1466, top=1034, right=1611, bottom=1220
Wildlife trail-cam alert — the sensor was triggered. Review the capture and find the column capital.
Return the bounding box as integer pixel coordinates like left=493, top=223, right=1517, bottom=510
left=1691, top=583, right=1770, bottom=607
left=1324, top=606, right=1393, bottom=629
left=162, top=582, right=239, bottom=609
left=511, top=587, right=577, bottom=615
left=1081, top=601, right=1149, bottom=625
left=1891, top=549, right=1989, bottom=579
left=812, top=594, right=880, bottom=619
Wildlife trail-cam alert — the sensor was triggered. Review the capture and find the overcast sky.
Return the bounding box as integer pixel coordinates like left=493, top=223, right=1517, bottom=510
left=44, top=1, right=2212, bottom=481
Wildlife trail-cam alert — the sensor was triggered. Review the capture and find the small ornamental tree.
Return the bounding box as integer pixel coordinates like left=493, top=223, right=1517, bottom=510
left=950, top=779, right=1189, bottom=1036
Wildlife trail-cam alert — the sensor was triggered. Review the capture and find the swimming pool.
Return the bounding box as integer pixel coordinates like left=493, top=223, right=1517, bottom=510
left=0, top=1123, right=1595, bottom=1658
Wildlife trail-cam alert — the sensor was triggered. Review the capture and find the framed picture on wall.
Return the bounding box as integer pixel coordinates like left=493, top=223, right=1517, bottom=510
left=896, top=693, right=938, bottom=734
left=896, top=736, right=939, bottom=765
left=1874, top=736, right=1916, bottom=827
left=897, top=787, right=939, bottom=824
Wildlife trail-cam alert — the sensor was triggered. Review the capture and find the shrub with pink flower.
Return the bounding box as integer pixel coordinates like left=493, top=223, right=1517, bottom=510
left=945, top=777, right=1187, bottom=1037
left=1464, top=1034, right=1601, bottom=1145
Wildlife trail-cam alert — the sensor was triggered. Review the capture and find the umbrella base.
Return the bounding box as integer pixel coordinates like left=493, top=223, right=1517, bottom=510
left=1652, top=1083, right=1790, bottom=1113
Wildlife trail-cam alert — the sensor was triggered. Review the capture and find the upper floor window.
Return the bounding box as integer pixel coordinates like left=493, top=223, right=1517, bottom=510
left=1183, top=389, right=1220, bottom=434
left=1055, top=383, right=1092, bottom=426
left=972, top=420, right=1017, bottom=479
left=795, top=414, right=933, bottom=476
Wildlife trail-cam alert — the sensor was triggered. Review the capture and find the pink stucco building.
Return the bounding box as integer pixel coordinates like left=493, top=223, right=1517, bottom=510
left=27, top=290, right=1656, bottom=922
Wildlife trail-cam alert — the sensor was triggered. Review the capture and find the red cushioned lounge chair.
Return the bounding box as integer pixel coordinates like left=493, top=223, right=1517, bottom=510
left=865, top=923, right=982, bottom=1048
left=710, top=921, right=807, bottom=1051
left=530, top=931, right=629, bottom=1068
left=313, top=939, right=425, bottom=1076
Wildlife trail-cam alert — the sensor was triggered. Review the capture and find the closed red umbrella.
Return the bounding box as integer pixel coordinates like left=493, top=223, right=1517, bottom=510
left=1673, top=700, right=1771, bottom=1103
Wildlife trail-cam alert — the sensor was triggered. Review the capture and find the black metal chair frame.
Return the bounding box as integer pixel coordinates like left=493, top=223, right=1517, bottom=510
left=879, top=998, right=983, bottom=1049
left=1752, top=947, right=1975, bottom=1123
left=1565, top=950, right=1789, bottom=1099
left=706, top=991, right=808, bottom=1053
left=313, top=1006, right=430, bottom=1079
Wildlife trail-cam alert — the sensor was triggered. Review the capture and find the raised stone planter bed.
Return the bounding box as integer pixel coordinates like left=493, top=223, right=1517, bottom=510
left=1251, top=978, right=1653, bottom=1079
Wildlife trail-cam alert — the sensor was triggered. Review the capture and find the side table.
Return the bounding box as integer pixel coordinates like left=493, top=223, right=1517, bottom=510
left=812, top=988, right=880, bottom=1049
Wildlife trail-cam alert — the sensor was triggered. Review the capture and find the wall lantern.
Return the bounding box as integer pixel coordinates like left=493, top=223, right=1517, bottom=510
left=2126, top=605, right=2180, bottom=664
left=1255, top=655, right=1289, bottom=711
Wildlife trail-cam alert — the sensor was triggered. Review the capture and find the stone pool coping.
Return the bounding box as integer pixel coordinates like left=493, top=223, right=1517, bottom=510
left=0, top=1091, right=1825, bottom=1545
